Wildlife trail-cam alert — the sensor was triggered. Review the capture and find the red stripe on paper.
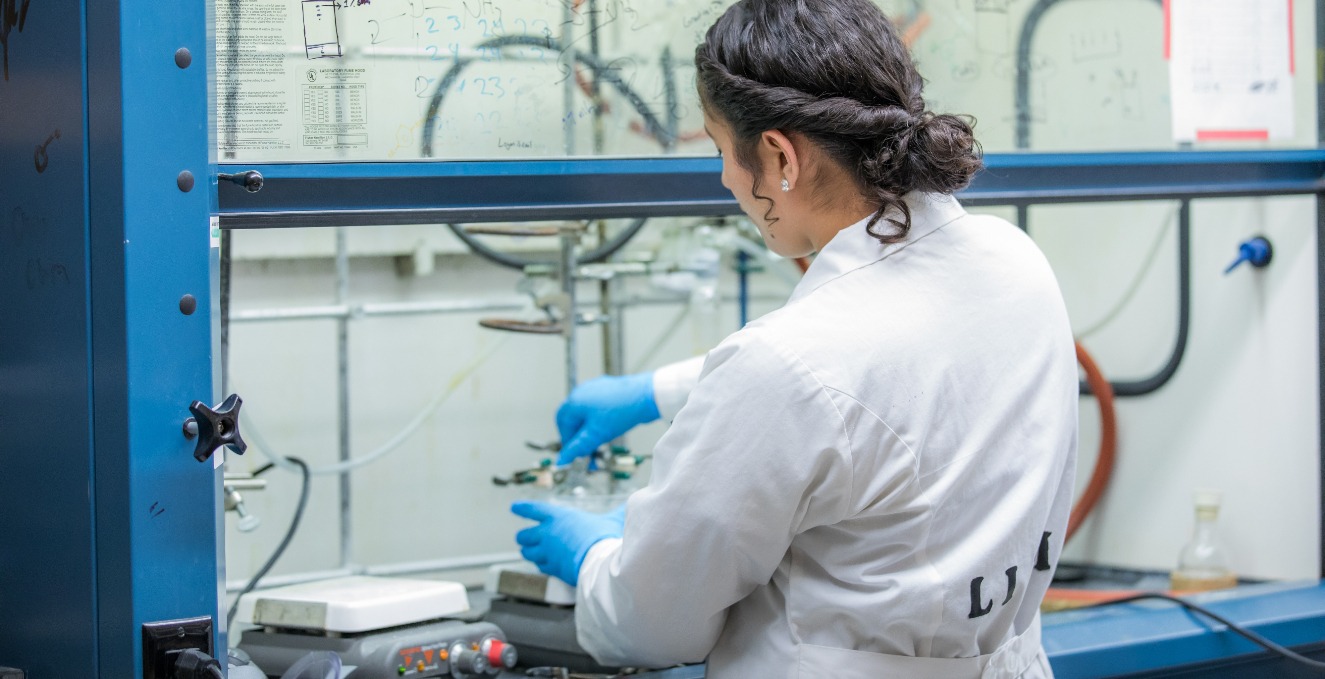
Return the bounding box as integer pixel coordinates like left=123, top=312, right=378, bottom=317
left=1197, top=129, right=1271, bottom=141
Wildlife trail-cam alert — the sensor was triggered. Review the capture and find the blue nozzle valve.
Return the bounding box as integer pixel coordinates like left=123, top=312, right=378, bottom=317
left=1224, top=236, right=1273, bottom=275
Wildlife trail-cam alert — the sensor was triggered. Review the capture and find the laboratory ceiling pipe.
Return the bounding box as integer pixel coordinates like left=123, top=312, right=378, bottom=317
left=597, top=222, right=626, bottom=378
left=561, top=230, right=580, bottom=393
left=1067, top=340, right=1117, bottom=543
left=335, top=230, right=353, bottom=569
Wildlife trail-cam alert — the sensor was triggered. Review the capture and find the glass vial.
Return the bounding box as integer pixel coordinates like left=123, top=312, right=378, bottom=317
left=1170, top=489, right=1238, bottom=592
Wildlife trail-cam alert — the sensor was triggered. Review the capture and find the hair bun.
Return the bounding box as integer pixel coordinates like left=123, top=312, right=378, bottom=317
left=695, top=0, right=983, bottom=244
left=906, top=112, right=983, bottom=194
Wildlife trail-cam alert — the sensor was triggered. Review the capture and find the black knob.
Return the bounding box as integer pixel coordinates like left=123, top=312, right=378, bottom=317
left=218, top=170, right=264, bottom=194
left=183, top=394, right=247, bottom=463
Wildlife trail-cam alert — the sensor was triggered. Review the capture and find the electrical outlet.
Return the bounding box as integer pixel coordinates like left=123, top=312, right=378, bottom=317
left=142, top=616, right=213, bottom=679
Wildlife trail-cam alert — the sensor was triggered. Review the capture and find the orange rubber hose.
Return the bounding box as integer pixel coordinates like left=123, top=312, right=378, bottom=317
left=1068, top=340, right=1117, bottom=542
left=1040, top=343, right=1120, bottom=609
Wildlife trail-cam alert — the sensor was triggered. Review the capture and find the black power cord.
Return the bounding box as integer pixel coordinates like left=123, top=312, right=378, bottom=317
left=226, top=456, right=311, bottom=632
left=1092, top=592, right=1325, bottom=673
left=172, top=649, right=226, bottom=679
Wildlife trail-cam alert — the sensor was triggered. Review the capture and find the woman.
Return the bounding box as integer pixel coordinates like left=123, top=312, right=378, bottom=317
left=512, top=1, right=1077, bottom=676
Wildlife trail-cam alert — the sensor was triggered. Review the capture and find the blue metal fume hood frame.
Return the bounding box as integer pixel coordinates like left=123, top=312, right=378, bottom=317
left=207, top=0, right=1325, bottom=675
left=217, top=151, right=1325, bottom=228
left=1, top=0, right=1323, bottom=676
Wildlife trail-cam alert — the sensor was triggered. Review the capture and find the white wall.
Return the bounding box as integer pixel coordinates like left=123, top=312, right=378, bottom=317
left=1037, top=197, right=1321, bottom=581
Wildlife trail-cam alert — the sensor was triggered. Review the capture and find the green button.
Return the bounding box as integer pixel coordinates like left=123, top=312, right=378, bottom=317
left=398, top=667, right=406, bottom=676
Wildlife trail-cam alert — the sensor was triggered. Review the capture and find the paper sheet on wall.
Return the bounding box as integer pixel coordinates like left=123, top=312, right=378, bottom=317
left=215, top=0, right=371, bottom=159
left=1167, top=0, right=1294, bottom=142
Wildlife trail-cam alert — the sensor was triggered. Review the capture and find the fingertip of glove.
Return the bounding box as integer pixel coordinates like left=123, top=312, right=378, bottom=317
left=510, top=500, right=544, bottom=519
left=559, top=429, right=601, bottom=465
left=555, top=445, right=583, bottom=467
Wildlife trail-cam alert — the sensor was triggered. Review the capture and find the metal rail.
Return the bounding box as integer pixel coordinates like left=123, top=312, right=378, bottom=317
left=216, top=152, right=1325, bottom=228
left=228, top=293, right=788, bottom=324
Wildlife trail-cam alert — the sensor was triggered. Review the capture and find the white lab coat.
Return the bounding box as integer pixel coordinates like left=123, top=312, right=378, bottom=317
left=576, top=193, right=1078, bottom=679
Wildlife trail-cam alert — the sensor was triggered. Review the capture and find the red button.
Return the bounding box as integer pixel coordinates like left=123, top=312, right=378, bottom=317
left=486, top=639, right=508, bottom=666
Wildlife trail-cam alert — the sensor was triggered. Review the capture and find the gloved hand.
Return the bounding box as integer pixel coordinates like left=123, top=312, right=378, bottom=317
left=556, top=372, right=660, bottom=465
left=512, top=501, right=624, bottom=586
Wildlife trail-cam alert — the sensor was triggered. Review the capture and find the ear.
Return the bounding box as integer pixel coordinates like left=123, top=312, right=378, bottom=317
left=758, top=129, right=800, bottom=190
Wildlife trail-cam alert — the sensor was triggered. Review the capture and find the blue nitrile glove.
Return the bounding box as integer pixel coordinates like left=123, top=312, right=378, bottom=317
left=555, top=372, right=660, bottom=465
left=512, top=501, right=624, bottom=586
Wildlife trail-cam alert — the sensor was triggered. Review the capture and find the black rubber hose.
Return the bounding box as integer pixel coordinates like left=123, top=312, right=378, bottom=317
left=444, top=217, right=649, bottom=270
left=1013, top=0, right=1186, bottom=397
left=226, top=457, right=311, bottom=632
left=420, top=34, right=669, bottom=269
left=1080, top=199, right=1191, bottom=397
left=1091, top=593, right=1325, bottom=672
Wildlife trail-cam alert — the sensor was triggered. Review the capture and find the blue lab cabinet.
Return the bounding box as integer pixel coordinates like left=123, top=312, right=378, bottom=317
left=0, top=0, right=220, bottom=675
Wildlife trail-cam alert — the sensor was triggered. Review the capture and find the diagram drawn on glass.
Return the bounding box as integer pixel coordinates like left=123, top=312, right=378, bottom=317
left=214, top=0, right=1306, bottom=162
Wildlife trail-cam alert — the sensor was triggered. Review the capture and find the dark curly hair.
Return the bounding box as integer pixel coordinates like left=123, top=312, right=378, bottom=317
left=695, top=0, right=983, bottom=243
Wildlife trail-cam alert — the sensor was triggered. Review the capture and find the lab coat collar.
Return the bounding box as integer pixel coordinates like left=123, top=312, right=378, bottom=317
left=789, top=192, right=967, bottom=303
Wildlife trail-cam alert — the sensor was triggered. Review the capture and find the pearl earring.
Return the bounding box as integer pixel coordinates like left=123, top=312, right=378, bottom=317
left=781, top=178, right=790, bottom=192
